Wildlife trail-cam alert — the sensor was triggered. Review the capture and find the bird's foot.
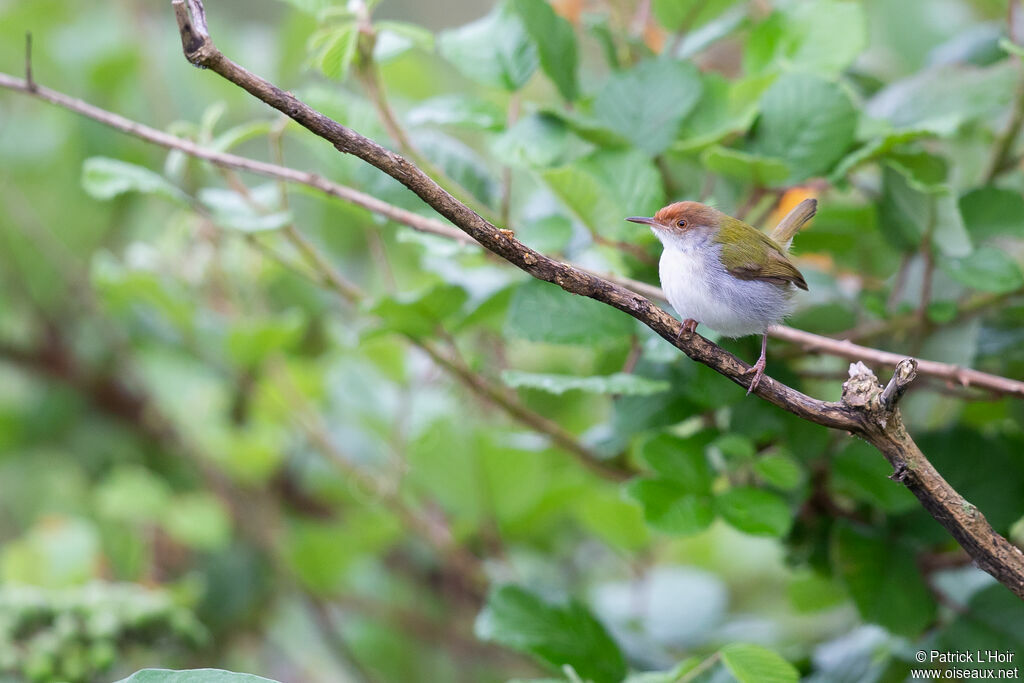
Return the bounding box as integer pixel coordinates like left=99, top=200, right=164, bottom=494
left=675, top=319, right=698, bottom=342
left=745, top=356, right=767, bottom=395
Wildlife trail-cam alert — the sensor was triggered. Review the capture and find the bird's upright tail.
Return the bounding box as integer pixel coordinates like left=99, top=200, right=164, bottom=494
left=769, top=198, right=817, bottom=251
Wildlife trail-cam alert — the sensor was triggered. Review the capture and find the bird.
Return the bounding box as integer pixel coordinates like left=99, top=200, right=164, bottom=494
left=626, top=199, right=815, bottom=394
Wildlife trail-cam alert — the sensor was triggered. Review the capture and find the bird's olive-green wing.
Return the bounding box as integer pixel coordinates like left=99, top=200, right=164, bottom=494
left=714, top=217, right=809, bottom=290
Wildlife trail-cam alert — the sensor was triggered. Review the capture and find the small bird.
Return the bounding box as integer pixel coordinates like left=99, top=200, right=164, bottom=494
left=627, top=199, right=815, bottom=393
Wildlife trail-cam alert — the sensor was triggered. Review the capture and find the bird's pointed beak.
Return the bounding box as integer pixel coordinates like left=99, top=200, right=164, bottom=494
left=626, top=216, right=655, bottom=226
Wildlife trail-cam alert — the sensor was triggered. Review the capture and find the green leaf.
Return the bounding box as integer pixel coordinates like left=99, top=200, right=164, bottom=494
left=593, top=59, right=703, bottom=155
left=95, top=467, right=171, bottom=523
left=959, top=187, right=1024, bottom=241
left=515, top=214, right=573, bottom=254
left=438, top=2, right=538, bottom=91
left=866, top=61, right=1017, bottom=135
left=197, top=186, right=292, bottom=233
left=308, top=23, right=358, bottom=80
left=937, top=585, right=1024, bottom=663
left=369, top=283, right=469, bottom=338
left=830, top=441, right=917, bottom=514
left=225, top=312, right=304, bottom=367
left=492, top=113, right=588, bottom=169
left=754, top=452, right=804, bottom=492
left=652, top=0, right=741, bottom=31
left=574, top=491, right=650, bottom=550
left=755, top=73, right=857, bottom=181
left=373, top=21, right=434, bottom=63
left=476, top=585, right=627, bottom=683
left=512, top=0, right=578, bottom=101
left=830, top=128, right=937, bottom=182
left=541, top=148, right=665, bottom=241
left=626, top=479, right=715, bottom=535
left=117, top=669, right=281, bottom=683
left=504, top=279, right=636, bottom=345
left=636, top=432, right=713, bottom=494
left=406, top=95, right=506, bottom=131
left=715, top=487, right=792, bottom=536
left=82, top=157, right=188, bottom=205
left=501, top=370, right=669, bottom=396
left=831, top=522, right=936, bottom=637
left=674, top=73, right=768, bottom=153
left=414, top=130, right=500, bottom=207
left=701, top=146, right=790, bottom=186
left=162, top=493, right=232, bottom=550
left=744, top=1, right=866, bottom=77
left=210, top=121, right=275, bottom=153
left=940, top=246, right=1024, bottom=294
left=720, top=643, right=799, bottom=683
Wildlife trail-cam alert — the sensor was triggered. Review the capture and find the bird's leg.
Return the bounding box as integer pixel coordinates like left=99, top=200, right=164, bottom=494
left=745, top=332, right=768, bottom=395
left=675, top=318, right=698, bottom=342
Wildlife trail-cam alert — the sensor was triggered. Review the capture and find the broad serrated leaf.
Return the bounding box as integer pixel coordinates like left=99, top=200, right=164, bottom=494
left=831, top=521, right=936, bottom=637
left=369, top=283, right=469, bottom=338
left=701, top=146, right=790, bottom=186
left=959, top=187, right=1024, bottom=242
left=593, top=59, right=703, bottom=155
left=940, top=247, right=1024, bottom=294
left=830, top=441, right=917, bottom=513
left=753, top=452, right=804, bottom=491
left=720, top=643, right=799, bottom=683
left=715, top=486, right=792, bottom=536
left=309, top=23, right=358, bottom=80
left=504, top=279, right=635, bottom=345
left=374, top=21, right=434, bottom=63
left=475, top=585, right=627, bottom=683
left=501, top=371, right=669, bottom=396
left=866, top=61, right=1017, bottom=135
left=541, top=148, right=665, bottom=241
left=755, top=73, right=857, bottom=182
left=198, top=186, right=292, bottom=233
left=492, top=113, right=589, bottom=169
left=406, top=95, right=506, bottom=131
left=674, top=72, right=768, bottom=153
left=512, top=0, right=578, bottom=101
left=82, top=157, right=187, bottom=205
left=438, top=2, right=538, bottom=91
left=744, top=1, right=865, bottom=77
left=636, top=432, right=714, bottom=494
left=625, top=479, right=715, bottom=535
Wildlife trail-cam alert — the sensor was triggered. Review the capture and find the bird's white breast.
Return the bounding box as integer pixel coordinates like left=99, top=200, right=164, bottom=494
left=656, top=230, right=795, bottom=338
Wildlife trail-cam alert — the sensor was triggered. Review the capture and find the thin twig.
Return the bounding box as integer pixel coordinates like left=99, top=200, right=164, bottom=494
left=24, top=32, right=35, bottom=92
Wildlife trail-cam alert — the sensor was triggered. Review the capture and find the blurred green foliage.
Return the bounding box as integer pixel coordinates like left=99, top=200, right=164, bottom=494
left=1, top=0, right=1024, bottom=681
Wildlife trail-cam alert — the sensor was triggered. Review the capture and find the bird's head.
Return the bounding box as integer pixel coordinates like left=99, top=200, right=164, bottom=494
left=626, top=201, right=723, bottom=245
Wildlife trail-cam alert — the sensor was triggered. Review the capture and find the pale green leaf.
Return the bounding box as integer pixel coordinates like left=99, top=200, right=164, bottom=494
left=438, top=2, right=538, bottom=91
left=593, top=59, right=703, bottom=155
left=82, top=157, right=187, bottom=205
left=476, top=585, right=627, bottom=683
left=720, top=643, right=799, bottom=683
left=512, top=0, right=578, bottom=101
left=715, top=487, right=792, bottom=536
left=501, top=370, right=669, bottom=396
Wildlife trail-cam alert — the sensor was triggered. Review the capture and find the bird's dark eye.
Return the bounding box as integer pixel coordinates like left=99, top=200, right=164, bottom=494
left=676, top=219, right=687, bottom=228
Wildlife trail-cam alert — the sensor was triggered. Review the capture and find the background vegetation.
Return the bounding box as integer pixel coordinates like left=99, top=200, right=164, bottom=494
left=1, top=0, right=1023, bottom=681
